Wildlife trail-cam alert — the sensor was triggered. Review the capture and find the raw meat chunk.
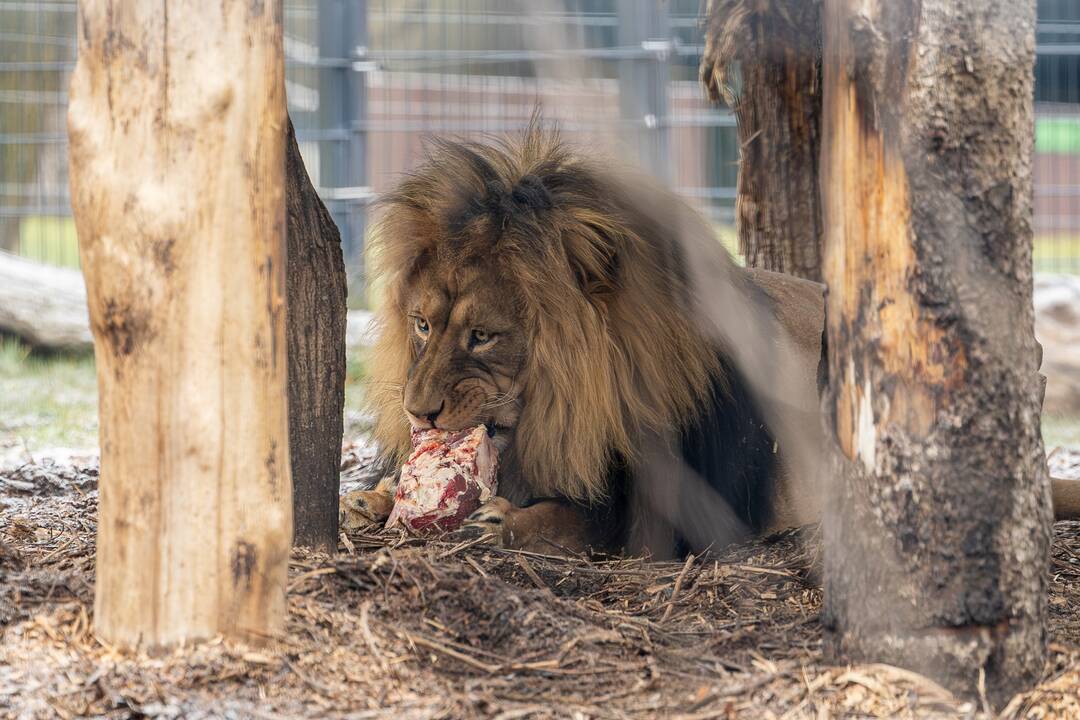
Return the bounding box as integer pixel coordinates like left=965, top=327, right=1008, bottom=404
left=386, top=425, right=498, bottom=533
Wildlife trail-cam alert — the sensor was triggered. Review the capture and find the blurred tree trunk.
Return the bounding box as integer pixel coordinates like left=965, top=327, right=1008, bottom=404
left=0, top=223, right=19, bottom=254
left=701, top=0, right=823, bottom=281
left=820, top=0, right=1050, bottom=706
left=68, top=0, right=291, bottom=646
left=285, top=117, right=347, bottom=551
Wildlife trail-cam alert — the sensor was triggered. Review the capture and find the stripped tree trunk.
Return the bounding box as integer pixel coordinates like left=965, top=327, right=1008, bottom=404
left=821, top=0, right=1049, bottom=704
left=286, top=117, right=347, bottom=550
left=68, top=0, right=291, bottom=646
left=701, top=0, right=824, bottom=281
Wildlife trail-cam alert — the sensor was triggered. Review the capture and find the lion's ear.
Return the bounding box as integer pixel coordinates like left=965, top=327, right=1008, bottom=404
left=573, top=261, right=618, bottom=301
left=564, top=223, right=621, bottom=303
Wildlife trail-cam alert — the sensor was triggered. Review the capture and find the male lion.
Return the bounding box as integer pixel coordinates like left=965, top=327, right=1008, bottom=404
left=341, top=125, right=1079, bottom=558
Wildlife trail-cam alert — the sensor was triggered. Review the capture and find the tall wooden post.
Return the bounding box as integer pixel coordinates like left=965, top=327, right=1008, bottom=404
left=286, top=117, right=347, bottom=551
left=68, top=0, right=291, bottom=645
left=821, top=0, right=1049, bottom=704
left=701, top=0, right=825, bottom=281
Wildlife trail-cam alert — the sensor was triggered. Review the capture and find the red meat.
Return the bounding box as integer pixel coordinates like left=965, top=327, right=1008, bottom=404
left=386, top=425, right=499, bottom=533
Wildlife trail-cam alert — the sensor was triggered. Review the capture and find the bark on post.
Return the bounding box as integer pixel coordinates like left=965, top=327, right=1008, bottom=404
left=285, top=117, right=347, bottom=551
left=701, top=0, right=824, bottom=281
left=821, top=0, right=1050, bottom=704
left=67, top=1, right=291, bottom=645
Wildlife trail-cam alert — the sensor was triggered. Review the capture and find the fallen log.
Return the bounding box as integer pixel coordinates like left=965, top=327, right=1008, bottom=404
left=0, top=251, right=91, bottom=351
left=0, top=249, right=374, bottom=356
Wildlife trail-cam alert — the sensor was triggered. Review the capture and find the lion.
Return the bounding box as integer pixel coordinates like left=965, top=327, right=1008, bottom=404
left=340, top=124, right=1080, bottom=557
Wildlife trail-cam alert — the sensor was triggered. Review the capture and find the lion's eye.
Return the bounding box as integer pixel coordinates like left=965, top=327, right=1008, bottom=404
left=470, top=328, right=493, bottom=349
left=413, top=316, right=430, bottom=338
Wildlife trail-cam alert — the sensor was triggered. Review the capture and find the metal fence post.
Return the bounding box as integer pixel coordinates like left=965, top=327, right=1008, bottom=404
left=617, top=0, right=671, bottom=183
left=350, top=0, right=369, bottom=286
left=318, top=0, right=368, bottom=287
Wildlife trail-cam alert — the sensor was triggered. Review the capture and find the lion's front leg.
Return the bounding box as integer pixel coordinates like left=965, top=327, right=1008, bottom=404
left=339, top=474, right=397, bottom=530
left=459, top=497, right=597, bottom=555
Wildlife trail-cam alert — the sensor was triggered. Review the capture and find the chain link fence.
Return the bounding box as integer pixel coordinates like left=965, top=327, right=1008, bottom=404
left=2, top=0, right=1079, bottom=283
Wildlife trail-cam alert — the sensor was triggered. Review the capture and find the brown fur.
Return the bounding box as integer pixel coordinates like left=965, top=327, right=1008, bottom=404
left=367, top=126, right=725, bottom=504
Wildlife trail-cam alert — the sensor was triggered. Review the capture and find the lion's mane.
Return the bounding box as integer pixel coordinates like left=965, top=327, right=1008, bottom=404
left=366, top=125, right=730, bottom=502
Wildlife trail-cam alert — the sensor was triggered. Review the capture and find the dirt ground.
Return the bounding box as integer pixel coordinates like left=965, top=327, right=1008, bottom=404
left=2, top=451, right=1080, bottom=719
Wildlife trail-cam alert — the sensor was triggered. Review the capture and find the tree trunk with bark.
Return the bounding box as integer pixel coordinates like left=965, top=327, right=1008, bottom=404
left=285, top=117, right=347, bottom=551
left=68, top=0, right=291, bottom=646
left=701, top=0, right=824, bottom=281
left=820, top=0, right=1050, bottom=705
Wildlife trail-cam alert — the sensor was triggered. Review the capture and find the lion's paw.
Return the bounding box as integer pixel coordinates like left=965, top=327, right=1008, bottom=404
left=339, top=488, right=395, bottom=531
left=456, top=497, right=514, bottom=546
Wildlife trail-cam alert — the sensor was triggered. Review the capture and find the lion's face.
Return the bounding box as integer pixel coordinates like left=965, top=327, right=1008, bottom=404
left=401, top=259, right=529, bottom=441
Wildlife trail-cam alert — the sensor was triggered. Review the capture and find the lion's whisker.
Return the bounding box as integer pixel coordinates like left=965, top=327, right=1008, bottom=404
left=481, top=394, right=517, bottom=410
left=481, top=378, right=520, bottom=410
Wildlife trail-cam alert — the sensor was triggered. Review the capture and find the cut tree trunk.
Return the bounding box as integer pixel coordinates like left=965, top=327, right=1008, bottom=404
left=820, top=0, right=1049, bottom=705
left=0, top=122, right=352, bottom=551
left=285, top=117, right=347, bottom=550
left=701, top=0, right=824, bottom=281
left=67, top=0, right=291, bottom=646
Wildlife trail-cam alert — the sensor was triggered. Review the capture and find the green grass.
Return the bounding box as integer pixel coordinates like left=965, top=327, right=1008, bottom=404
left=1036, top=117, right=1080, bottom=155
left=1034, top=234, right=1080, bottom=274
left=1045, top=414, right=1080, bottom=451
left=17, top=216, right=80, bottom=268
left=0, top=338, right=376, bottom=456
left=716, top=224, right=742, bottom=262
left=0, top=338, right=98, bottom=454
left=344, top=349, right=370, bottom=424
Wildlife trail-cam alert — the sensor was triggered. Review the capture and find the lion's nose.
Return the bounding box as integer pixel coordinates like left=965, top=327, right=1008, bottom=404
left=405, top=400, right=444, bottom=429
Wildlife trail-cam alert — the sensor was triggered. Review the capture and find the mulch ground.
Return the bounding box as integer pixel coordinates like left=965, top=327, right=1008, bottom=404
left=2, top=455, right=1080, bottom=719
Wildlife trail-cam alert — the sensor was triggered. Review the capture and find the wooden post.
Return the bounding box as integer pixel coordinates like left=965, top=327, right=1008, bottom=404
left=285, top=117, right=347, bottom=551
left=68, top=0, right=291, bottom=646
left=821, top=0, right=1049, bottom=704
left=701, top=0, right=824, bottom=281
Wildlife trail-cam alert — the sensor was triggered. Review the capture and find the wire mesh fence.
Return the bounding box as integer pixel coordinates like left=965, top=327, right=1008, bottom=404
left=2, top=0, right=1079, bottom=283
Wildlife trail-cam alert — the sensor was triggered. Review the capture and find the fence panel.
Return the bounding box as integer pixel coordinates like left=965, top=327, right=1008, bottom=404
left=1, top=0, right=1077, bottom=282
